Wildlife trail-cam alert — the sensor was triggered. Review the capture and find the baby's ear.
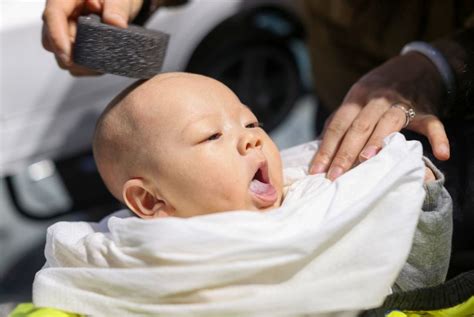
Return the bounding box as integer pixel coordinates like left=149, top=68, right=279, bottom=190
left=122, top=179, right=174, bottom=219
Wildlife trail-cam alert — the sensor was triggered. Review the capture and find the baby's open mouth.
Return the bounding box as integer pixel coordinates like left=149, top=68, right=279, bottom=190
left=253, top=163, right=270, bottom=183
left=249, top=161, right=278, bottom=208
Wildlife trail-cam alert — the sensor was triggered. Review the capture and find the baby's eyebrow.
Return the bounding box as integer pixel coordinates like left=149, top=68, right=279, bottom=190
left=241, top=104, right=259, bottom=119
left=181, top=114, right=216, bottom=135
left=242, top=104, right=253, bottom=113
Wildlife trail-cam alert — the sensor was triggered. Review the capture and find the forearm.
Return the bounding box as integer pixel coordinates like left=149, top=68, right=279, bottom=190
left=393, top=158, right=453, bottom=292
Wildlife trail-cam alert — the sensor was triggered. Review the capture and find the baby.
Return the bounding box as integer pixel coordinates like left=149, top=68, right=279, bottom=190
left=93, top=72, right=285, bottom=218
left=93, top=72, right=435, bottom=219
left=30, top=72, right=453, bottom=316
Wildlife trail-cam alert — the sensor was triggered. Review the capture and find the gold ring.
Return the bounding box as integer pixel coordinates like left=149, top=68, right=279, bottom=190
left=391, top=103, right=416, bottom=128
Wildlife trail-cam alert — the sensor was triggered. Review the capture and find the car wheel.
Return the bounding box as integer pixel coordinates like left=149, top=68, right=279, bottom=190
left=186, top=24, right=302, bottom=132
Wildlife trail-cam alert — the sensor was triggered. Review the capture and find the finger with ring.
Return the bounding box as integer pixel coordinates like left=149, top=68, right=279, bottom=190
left=391, top=103, right=416, bottom=128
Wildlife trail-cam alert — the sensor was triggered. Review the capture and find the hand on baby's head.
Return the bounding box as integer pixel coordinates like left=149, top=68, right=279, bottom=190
left=93, top=73, right=284, bottom=219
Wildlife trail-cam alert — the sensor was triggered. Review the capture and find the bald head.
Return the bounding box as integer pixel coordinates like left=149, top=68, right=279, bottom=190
left=93, top=72, right=230, bottom=200
left=93, top=72, right=284, bottom=218
left=93, top=78, right=144, bottom=200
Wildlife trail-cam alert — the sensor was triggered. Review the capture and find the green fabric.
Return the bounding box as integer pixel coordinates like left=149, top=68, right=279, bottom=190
left=8, top=303, right=84, bottom=317
left=362, top=270, right=474, bottom=316
left=386, top=296, right=474, bottom=316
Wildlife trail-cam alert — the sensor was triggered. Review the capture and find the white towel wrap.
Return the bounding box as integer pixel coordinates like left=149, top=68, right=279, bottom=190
left=33, top=133, right=425, bottom=317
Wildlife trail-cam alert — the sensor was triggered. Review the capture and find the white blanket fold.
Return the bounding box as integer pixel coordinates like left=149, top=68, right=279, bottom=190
left=33, top=133, right=426, bottom=316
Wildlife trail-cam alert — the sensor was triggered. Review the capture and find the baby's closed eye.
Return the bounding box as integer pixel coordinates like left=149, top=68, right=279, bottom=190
left=205, top=133, right=222, bottom=142
left=245, top=122, right=263, bottom=129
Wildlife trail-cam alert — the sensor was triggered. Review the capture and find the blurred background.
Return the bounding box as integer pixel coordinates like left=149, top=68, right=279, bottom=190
left=0, top=0, right=319, bottom=302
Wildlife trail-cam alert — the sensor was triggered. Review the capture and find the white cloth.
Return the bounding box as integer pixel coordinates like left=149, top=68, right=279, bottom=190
left=33, top=133, right=426, bottom=317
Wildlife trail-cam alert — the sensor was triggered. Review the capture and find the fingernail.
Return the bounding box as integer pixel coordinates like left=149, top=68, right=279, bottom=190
left=107, top=13, right=127, bottom=27
left=310, top=163, right=326, bottom=174
left=59, top=53, right=70, bottom=65
left=360, top=145, right=378, bottom=162
left=327, top=166, right=343, bottom=180
left=439, top=143, right=450, bottom=157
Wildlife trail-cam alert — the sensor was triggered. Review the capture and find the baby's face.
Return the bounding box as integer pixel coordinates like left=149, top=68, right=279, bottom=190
left=134, top=75, right=283, bottom=217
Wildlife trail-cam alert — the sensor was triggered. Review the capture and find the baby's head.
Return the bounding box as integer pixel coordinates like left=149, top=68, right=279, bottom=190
left=93, top=72, right=283, bottom=218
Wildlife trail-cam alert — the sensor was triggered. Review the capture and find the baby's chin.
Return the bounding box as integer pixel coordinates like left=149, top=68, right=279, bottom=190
left=256, top=199, right=282, bottom=212
left=169, top=184, right=284, bottom=217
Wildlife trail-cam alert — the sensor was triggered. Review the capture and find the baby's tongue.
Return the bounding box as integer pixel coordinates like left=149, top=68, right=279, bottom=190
left=250, top=179, right=276, bottom=197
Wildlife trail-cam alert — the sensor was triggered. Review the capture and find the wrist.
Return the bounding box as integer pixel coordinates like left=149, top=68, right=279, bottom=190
left=401, top=41, right=456, bottom=111
left=398, top=52, right=445, bottom=115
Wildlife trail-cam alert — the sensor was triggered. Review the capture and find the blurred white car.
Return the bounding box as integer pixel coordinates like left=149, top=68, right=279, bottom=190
left=0, top=0, right=314, bottom=301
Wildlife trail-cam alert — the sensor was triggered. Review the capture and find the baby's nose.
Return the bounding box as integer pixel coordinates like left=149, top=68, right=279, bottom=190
left=238, top=131, right=262, bottom=155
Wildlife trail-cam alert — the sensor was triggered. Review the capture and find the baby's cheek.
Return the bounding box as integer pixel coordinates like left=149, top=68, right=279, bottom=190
left=266, top=147, right=283, bottom=184
left=214, top=177, right=250, bottom=206
left=211, top=177, right=238, bottom=198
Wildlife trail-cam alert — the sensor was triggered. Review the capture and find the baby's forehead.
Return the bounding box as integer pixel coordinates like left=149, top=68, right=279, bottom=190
left=132, top=76, right=247, bottom=117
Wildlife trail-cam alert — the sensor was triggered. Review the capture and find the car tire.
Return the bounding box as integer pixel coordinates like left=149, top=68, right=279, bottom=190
left=186, top=22, right=302, bottom=132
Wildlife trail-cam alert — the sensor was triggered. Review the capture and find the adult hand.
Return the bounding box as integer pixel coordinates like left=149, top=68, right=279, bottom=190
left=41, top=0, right=144, bottom=76
left=310, top=52, right=450, bottom=180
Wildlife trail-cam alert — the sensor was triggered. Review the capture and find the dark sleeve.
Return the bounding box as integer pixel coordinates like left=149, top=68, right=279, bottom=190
left=433, top=27, right=474, bottom=118
left=133, top=0, right=189, bottom=25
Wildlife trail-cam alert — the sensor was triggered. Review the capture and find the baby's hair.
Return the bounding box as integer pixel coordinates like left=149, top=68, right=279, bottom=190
left=92, top=79, right=147, bottom=201
left=97, top=79, right=146, bottom=123
left=93, top=72, right=219, bottom=202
